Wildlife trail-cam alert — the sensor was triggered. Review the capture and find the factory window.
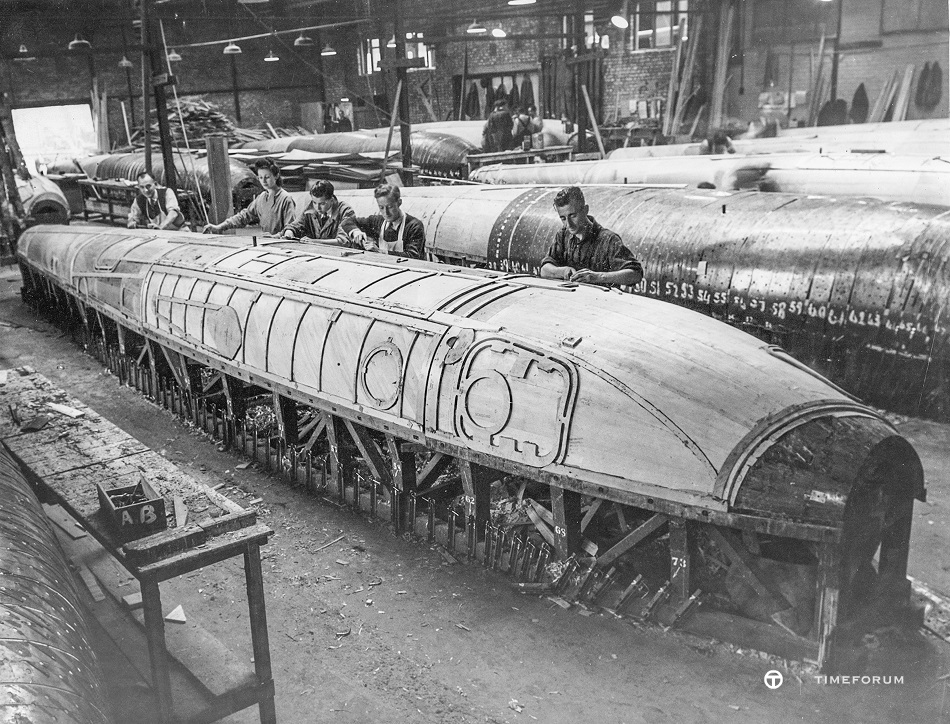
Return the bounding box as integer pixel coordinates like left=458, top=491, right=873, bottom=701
left=881, top=0, right=948, bottom=33
left=627, top=0, right=688, bottom=51
left=560, top=14, right=608, bottom=50
left=751, top=0, right=838, bottom=46
left=360, top=33, right=434, bottom=75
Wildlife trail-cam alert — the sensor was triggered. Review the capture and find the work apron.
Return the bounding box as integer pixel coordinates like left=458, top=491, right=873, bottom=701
left=380, top=218, right=406, bottom=255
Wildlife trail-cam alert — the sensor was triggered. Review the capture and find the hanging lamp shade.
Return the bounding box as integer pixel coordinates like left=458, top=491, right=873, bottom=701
left=466, top=20, right=487, bottom=34
left=320, top=43, right=336, bottom=57
left=611, top=0, right=630, bottom=28
left=14, top=44, right=36, bottom=61
left=386, top=34, right=396, bottom=48
left=264, top=49, right=280, bottom=62
left=507, top=0, right=536, bottom=4
left=68, top=35, right=91, bottom=50
left=166, top=48, right=182, bottom=62
left=294, top=33, right=314, bottom=47
left=491, top=28, right=507, bottom=38
left=118, top=55, right=134, bottom=68
left=223, top=41, right=242, bottom=55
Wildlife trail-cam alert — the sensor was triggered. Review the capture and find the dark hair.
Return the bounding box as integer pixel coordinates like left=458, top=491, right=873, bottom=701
left=493, top=99, right=509, bottom=111
left=253, top=159, right=282, bottom=186
left=136, top=171, right=155, bottom=182
left=310, top=180, right=336, bottom=200
left=553, top=186, right=585, bottom=208
left=374, top=183, right=401, bottom=202
left=709, top=129, right=730, bottom=146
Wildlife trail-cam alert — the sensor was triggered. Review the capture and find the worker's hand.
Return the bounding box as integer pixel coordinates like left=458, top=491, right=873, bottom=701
left=559, top=266, right=577, bottom=281
left=202, top=223, right=220, bottom=234
left=282, top=229, right=295, bottom=239
left=570, top=268, right=602, bottom=284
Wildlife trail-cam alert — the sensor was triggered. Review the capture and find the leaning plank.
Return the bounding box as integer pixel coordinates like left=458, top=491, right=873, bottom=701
left=596, top=513, right=669, bottom=568
left=708, top=527, right=791, bottom=612
left=893, top=64, right=915, bottom=122
left=343, top=419, right=391, bottom=486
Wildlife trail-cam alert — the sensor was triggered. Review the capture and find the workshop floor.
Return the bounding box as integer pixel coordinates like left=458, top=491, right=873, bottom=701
left=3, top=262, right=950, bottom=724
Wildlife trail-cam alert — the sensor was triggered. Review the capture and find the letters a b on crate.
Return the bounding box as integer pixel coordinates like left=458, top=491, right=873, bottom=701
left=97, top=478, right=168, bottom=541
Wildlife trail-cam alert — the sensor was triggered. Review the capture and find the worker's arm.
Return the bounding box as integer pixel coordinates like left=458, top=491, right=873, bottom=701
left=539, top=238, right=574, bottom=280
left=204, top=195, right=258, bottom=233
left=571, top=267, right=643, bottom=286
left=540, top=262, right=576, bottom=280
left=159, top=189, right=185, bottom=230
left=401, top=218, right=427, bottom=260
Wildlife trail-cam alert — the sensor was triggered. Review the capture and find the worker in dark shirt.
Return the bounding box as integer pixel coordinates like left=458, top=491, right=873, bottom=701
left=539, top=186, right=643, bottom=287
left=482, top=99, right=514, bottom=153
left=344, top=183, right=426, bottom=260
left=282, top=180, right=356, bottom=244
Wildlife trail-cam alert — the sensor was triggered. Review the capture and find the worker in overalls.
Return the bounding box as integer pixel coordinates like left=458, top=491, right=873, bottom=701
left=344, top=183, right=426, bottom=260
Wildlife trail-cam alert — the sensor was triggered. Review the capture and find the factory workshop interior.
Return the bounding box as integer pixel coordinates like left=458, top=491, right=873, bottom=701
left=1, top=0, right=950, bottom=722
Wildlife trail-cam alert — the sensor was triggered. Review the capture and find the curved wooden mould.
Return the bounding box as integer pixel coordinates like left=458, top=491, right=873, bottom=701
left=17, top=225, right=926, bottom=671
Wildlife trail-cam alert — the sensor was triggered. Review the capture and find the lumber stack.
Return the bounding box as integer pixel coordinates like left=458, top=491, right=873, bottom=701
left=135, top=96, right=239, bottom=146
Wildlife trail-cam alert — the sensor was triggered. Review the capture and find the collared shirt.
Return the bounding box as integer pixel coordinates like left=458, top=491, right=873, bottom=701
left=127, top=187, right=181, bottom=229
left=283, top=199, right=356, bottom=244
left=218, top=187, right=296, bottom=234
left=540, top=216, right=643, bottom=282
left=343, top=213, right=426, bottom=260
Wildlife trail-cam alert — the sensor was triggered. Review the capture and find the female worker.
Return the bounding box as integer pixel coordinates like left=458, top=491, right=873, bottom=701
left=202, top=159, right=296, bottom=235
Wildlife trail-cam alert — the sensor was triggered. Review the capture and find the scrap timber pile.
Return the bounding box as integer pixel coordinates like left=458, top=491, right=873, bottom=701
left=134, top=96, right=240, bottom=146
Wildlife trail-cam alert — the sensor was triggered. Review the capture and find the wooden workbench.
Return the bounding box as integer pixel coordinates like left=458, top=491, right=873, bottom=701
left=0, top=367, right=276, bottom=724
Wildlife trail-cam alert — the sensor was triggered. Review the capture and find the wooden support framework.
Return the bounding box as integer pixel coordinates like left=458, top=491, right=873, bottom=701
left=272, top=391, right=299, bottom=446
left=414, top=452, right=457, bottom=499
left=386, top=434, right=417, bottom=530
left=459, top=460, right=496, bottom=542
left=596, top=513, right=668, bottom=569
left=709, top=526, right=791, bottom=614
left=668, top=519, right=693, bottom=603
left=550, top=486, right=582, bottom=559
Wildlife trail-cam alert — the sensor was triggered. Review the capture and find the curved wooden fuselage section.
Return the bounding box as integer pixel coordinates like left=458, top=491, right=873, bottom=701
left=0, top=444, right=109, bottom=724
left=19, top=225, right=922, bottom=529
left=334, top=184, right=950, bottom=421
left=18, top=224, right=926, bottom=670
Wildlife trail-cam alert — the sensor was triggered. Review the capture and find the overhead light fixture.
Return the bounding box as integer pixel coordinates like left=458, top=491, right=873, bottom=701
left=264, top=49, right=279, bottom=62
left=68, top=35, right=91, bottom=51
left=611, top=0, right=630, bottom=28
left=223, top=41, right=242, bottom=55
left=386, top=34, right=396, bottom=48
left=491, top=28, right=507, bottom=38
left=118, top=55, right=134, bottom=68
left=340, top=97, right=350, bottom=103
left=166, top=48, right=182, bottom=62
left=14, top=44, right=36, bottom=61
left=320, top=43, right=337, bottom=56
left=466, top=19, right=487, bottom=34
left=237, top=0, right=270, bottom=3
left=293, top=33, right=314, bottom=47
left=507, top=0, right=536, bottom=4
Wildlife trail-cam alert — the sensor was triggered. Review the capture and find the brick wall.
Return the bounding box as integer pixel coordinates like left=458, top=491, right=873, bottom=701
left=731, top=0, right=949, bottom=126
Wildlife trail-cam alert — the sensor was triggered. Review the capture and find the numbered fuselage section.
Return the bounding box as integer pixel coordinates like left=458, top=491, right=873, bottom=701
left=19, top=226, right=882, bottom=519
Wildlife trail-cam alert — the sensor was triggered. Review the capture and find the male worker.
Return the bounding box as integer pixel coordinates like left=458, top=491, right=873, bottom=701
left=281, top=180, right=356, bottom=244
left=127, top=171, right=185, bottom=230
left=203, top=159, right=296, bottom=236
left=539, top=186, right=643, bottom=287
left=482, top=98, right=514, bottom=153
left=344, top=183, right=426, bottom=260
